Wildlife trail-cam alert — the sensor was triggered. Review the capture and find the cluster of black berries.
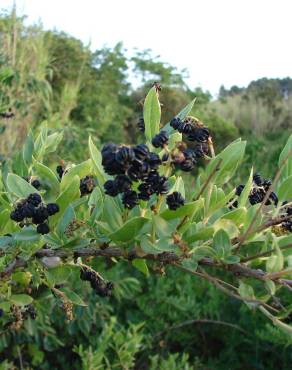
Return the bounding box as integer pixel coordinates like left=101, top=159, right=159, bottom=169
left=166, top=192, right=185, bottom=210
left=80, top=267, right=113, bottom=297
left=56, top=165, right=95, bottom=197
left=23, top=176, right=41, bottom=190
left=170, top=116, right=210, bottom=143
left=102, top=143, right=169, bottom=208
left=231, top=173, right=278, bottom=209
left=10, top=193, right=59, bottom=234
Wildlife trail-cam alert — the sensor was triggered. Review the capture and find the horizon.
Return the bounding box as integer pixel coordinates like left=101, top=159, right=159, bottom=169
left=1, top=0, right=292, bottom=95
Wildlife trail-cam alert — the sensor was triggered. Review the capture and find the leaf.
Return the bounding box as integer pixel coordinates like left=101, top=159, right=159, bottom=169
left=205, top=140, right=246, bottom=185
left=45, top=132, right=63, bottom=154
left=169, top=176, right=185, bottom=198
left=34, top=161, right=60, bottom=191
left=12, top=272, right=32, bottom=286
left=56, top=205, right=75, bottom=236
left=220, top=207, right=247, bottom=227
left=61, top=159, right=92, bottom=191
left=109, top=217, right=149, bottom=243
left=153, top=215, right=175, bottom=239
left=7, top=173, right=39, bottom=198
left=140, top=236, right=161, bottom=255
left=132, top=259, right=149, bottom=277
left=278, top=133, right=292, bottom=183
left=143, top=87, right=161, bottom=141
left=88, top=187, right=103, bottom=224
left=213, top=219, right=239, bottom=239
left=50, top=175, right=80, bottom=225
left=238, top=282, right=255, bottom=300
left=10, top=294, right=33, bottom=306
left=266, top=240, right=284, bottom=273
left=278, top=175, right=292, bottom=200
left=22, top=130, right=34, bottom=165
left=238, top=167, right=253, bottom=207
left=14, top=228, right=40, bottom=241
left=88, top=136, right=106, bottom=184
left=185, top=226, right=214, bottom=243
left=224, top=255, right=241, bottom=264
left=213, top=229, right=231, bottom=257
left=46, top=266, right=73, bottom=286
left=181, top=255, right=198, bottom=272
left=60, top=287, right=87, bottom=306
left=160, top=199, right=204, bottom=221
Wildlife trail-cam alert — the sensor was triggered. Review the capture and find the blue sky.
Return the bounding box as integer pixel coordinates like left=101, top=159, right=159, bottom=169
left=1, top=0, right=292, bottom=95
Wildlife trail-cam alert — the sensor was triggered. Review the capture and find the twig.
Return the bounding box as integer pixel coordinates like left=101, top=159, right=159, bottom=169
left=241, top=244, right=292, bottom=263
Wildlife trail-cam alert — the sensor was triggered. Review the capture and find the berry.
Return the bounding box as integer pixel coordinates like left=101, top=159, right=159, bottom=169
left=269, top=191, right=278, bottom=206
left=102, top=151, right=125, bottom=175
left=253, top=173, right=263, bottom=186
left=80, top=176, right=95, bottom=196
left=25, top=305, right=37, bottom=320
left=104, top=180, right=119, bottom=197
left=166, top=191, right=185, bottom=210
left=137, top=117, right=145, bottom=132
left=122, top=190, right=138, bottom=209
left=37, top=223, right=50, bottom=234
left=138, top=182, right=154, bottom=201
left=32, top=205, right=49, bottom=224
left=56, top=165, right=64, bottom=179
left=194, top=144, right=209, bottom=158
left=115, top=147, right=135, bottom=166
left=10, top=209, right=24, bottom=222
left=236, top=184, right=245, bottom=196
left=282, top=220, right=292, bottom=232
left=31, top=179, right=41, bottom=190
left=170, top=117, right=182, bottom=130
left=47, top=203, right=60, bottom=216
left=128, top=160, right=150, bottom=181
left=133, top=144, right=150, bottom=161
left=249, top=188, right=265, bottom=205
left=187, top=127, right=210, bottom=142
left=114, top=174, right=132, bottom=192
left=80, top=268, right=93, bottom=281
left=177, top=121, right=193, bottom=134
left=147, top=152, right=162, bottom=169
left=0, top=308, right=3, bottom=317
left=27, top=193, right=42, bottom=206
left=162, top=153, right=169, bottom=162
left=179, top=159, right=194, bottom=172
left=151, top=174, right=168, bottom=195
left=152, top=130, right=169, bottom=148
left=183, top=149, right=197, bottom=164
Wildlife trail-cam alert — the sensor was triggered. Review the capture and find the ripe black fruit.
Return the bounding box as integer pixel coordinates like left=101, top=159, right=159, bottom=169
left=31, top=179, right=41, bottom=190
left=166, top=191, right=185, bottom=210
left=37, top=223, right=50, bottom=234
left=122, top=190, right=138, bottom=209
left=27, top=193, right=42, bottom=206
left=152, top=130, right=169, bottom=148
left=46, top=203, right=60, bottom=216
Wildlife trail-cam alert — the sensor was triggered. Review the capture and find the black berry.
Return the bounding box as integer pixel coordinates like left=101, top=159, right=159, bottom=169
left=152, top=130, right=169, bottom=148
left=166, top=192, right=185, bottom=210
left=37, top=223, right=50, bottom=234
left=27, top=193, right=42, bottom=206
left=122, top=190, right=139, bottom=209
left=46, top=203, right=60, bottom=216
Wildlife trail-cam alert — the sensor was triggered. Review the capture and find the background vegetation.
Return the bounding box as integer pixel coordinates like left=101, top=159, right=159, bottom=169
left=0, top=8, right=292, bottom=370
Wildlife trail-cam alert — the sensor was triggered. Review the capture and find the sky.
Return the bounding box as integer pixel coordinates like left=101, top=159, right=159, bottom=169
left=1, top=0, right=292, bottom=95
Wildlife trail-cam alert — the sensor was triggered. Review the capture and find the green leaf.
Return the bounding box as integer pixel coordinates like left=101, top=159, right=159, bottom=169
left=51, top=175, right=80, bottom=225
left=143, top=87, right=161, bottom=141
left=14, top=228, right=40, bottom=241
left=140, top=236, right=161, bottom=255
left=46, top=266, right=73, bottom=286
left=88, top=187, right=103, bottom=224
left=45, top=132, right=63, bottom=154
left=56, top=205, right=75, bottom=236
left=22, top=130, right=34, bottom=165
left=238, top=167, right=253, bottom=207
left=223, top=255, right=241, bottom=264
left=213, top=219, right=239, bottom=239
left=266, top=240, right=284, bottom=273
left=185, top=226, right=214, bottom=243
left=7, top=173, right=39, bottom=198
left=238, top=282, right=255, bottom=300
left=278, top=175, right=292, bottom=200
left=88, top=136, right=106, bottom=184
left=60, top=287, right=87, bottom=306
left=132, top=259, right=149, bottom=276
left=278, top=133, right=292, bottom=183
left=109, top=217, right=149, bottom=243
left=220, top=207, right=247, bottom=227
left=12, top=271, right=32, bottom=286
left=61, top=159, right=92, bottom=191
left=213, top=229, right=231, bottom=257
left=160, top=199, right=204, bottom=221
left=169, top=176, right=185, bottom=198
left=34, top=161, right=60, bottom=191
left=181, top=256, right=198, bottom=272
left=10, top=294, right=33, bottom=306
left=205, top=140, right=246, bottom=185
